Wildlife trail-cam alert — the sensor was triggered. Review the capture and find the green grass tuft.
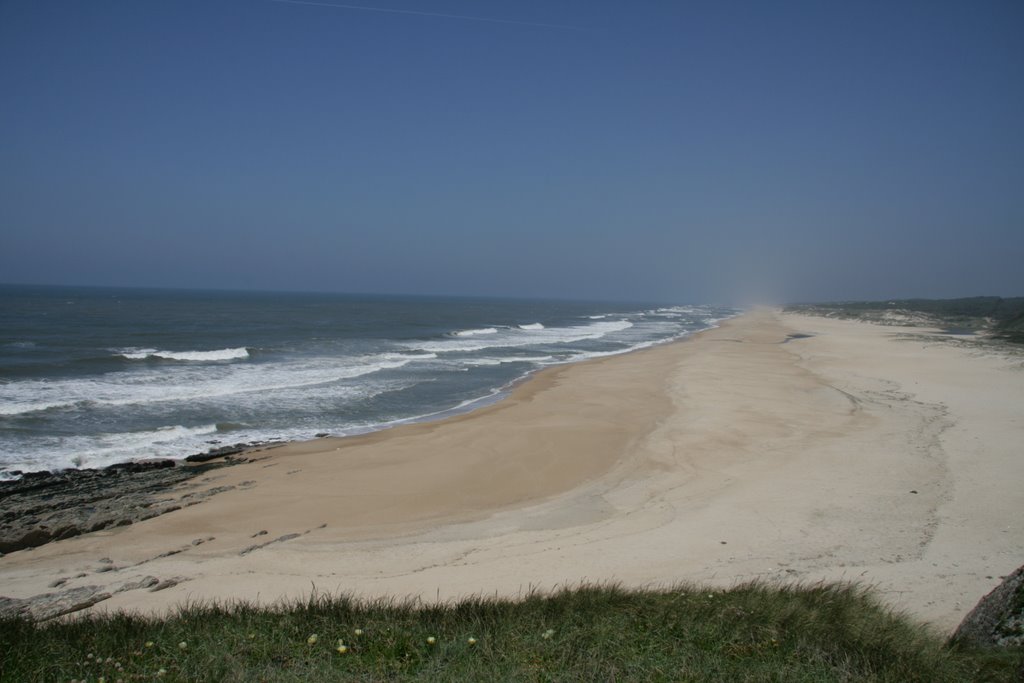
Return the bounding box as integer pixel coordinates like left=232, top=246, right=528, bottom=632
left=1, top=582, right=1020, bottom=681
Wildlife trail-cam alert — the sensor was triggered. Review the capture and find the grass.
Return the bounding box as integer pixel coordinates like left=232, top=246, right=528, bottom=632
left=1, top=582, right=1020, bottom=682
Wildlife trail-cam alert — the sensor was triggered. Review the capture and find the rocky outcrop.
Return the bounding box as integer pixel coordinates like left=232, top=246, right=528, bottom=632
left=0, top=585, right=112, bottom=621
left=952, top=565, right=1024, bottom=648
left=184, top=444, right=247, bottom=463
left=0, top=576, right=185, bottom=620
left=0, top=457, right=243, bottom=555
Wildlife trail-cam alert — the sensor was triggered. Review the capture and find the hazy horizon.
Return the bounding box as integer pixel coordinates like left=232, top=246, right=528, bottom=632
left=2, top=1, right=1022, bottom=304
left=1, top=279, right=1021, bottom=310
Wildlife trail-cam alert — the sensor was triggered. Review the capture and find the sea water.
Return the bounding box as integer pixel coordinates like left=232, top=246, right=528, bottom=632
left=0, top=285, right=735, bottom=477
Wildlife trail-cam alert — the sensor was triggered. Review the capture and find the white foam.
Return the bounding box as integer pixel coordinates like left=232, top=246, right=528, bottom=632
left=120, top=347, right=250, bottom=361
left=0, top=354, right=425, bottom=416
left=538, top=324, right=721, bottom=365
left=0, top=379, right=414, bottom=473
left=463, top=355, right=554, bottom=366
left=343, top=385, right=509, bottom=435
left=408, top=319, right=634, bottom=354
left=518, top=323, right=544, bottom=330
left=0, top=423, right=219, bottom=473
left=452, top=327, right=499, bottom=337
left=0, top=398, right=72, bottom=416
left=561, top=339, right=664, bottom=362
left=118, top=348, right=157, bottom=359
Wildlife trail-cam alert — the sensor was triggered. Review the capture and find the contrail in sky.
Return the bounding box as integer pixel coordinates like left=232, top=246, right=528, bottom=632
left=267, top=0, right=590, bottom=31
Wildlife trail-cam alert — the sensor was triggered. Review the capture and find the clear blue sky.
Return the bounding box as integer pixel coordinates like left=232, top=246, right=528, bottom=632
left=1, top=0, right=1021, bottom=303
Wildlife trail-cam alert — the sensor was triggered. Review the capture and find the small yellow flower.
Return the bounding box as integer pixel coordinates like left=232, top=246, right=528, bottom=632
left=353, top=628, right=364, bottom=636
left=145, top=641, right=154, bottom=648
left=426, top=636, right=437, bottom=645
left=307, top=633, right=318, bottom=645
left=467, top=637, right=477, bottom=646
left=336, top=644, right=348, bottom=654
left=178, top=641, right=188, bottom=650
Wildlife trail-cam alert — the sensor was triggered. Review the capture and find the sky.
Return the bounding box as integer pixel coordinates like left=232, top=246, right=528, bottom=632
left=1, top=0, right=1022, bottom=304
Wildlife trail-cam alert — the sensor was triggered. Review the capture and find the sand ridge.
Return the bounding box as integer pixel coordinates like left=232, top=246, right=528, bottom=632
left=1, top=310, right=1021, bottom=632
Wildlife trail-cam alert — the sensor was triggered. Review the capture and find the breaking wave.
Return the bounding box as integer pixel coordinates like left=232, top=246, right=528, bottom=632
left=409, top=320, right=634, bottom=354
left=452, top=327, right=498, bottom=337
left=119, top=347, right=250, bottom=362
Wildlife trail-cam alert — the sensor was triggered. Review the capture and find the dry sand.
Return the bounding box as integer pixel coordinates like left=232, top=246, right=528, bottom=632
left=2, top=310, right=1021, bottom=632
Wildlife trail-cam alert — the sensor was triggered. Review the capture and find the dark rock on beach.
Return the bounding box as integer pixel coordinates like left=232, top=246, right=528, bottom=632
left=0, top=585, right=112, bottom=621
left=183, top=440, right=276, bottom=463
left=952, top=564, right=1024, bottom=648
left=0, top=453, right=248, bottom=555
left=185, top=445, right=247, bottom=463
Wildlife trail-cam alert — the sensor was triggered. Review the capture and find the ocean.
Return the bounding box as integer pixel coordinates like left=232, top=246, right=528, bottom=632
left=0, top=285, right=734, bottom=478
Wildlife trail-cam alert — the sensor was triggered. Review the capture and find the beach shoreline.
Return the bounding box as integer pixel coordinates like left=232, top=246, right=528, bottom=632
left=0, top=287, right=726, bottom=478
left=1, top=310, right=1021, bottom=632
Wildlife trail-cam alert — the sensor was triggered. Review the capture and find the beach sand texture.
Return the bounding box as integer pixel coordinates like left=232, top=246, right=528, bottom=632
left=1, top=310, right=1021, bottom=632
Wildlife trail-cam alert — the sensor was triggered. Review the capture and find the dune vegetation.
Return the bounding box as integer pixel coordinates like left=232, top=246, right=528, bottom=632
left=2, top=582, right=1020, bottom=682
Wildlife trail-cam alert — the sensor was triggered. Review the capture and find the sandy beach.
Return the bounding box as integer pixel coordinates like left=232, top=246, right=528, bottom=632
left=1, top=310, right=1021, bottom=633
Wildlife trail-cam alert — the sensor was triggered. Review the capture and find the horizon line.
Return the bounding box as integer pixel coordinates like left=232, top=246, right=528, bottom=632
left=266, top=0, right=593, bottom=32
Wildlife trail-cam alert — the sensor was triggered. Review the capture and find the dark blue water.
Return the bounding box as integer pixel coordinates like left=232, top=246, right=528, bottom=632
left=0, top=285, right=734, bottom=477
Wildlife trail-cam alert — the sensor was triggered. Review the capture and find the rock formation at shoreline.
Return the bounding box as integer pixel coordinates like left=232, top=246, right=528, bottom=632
left=0, top=457, right=242, bottom=555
